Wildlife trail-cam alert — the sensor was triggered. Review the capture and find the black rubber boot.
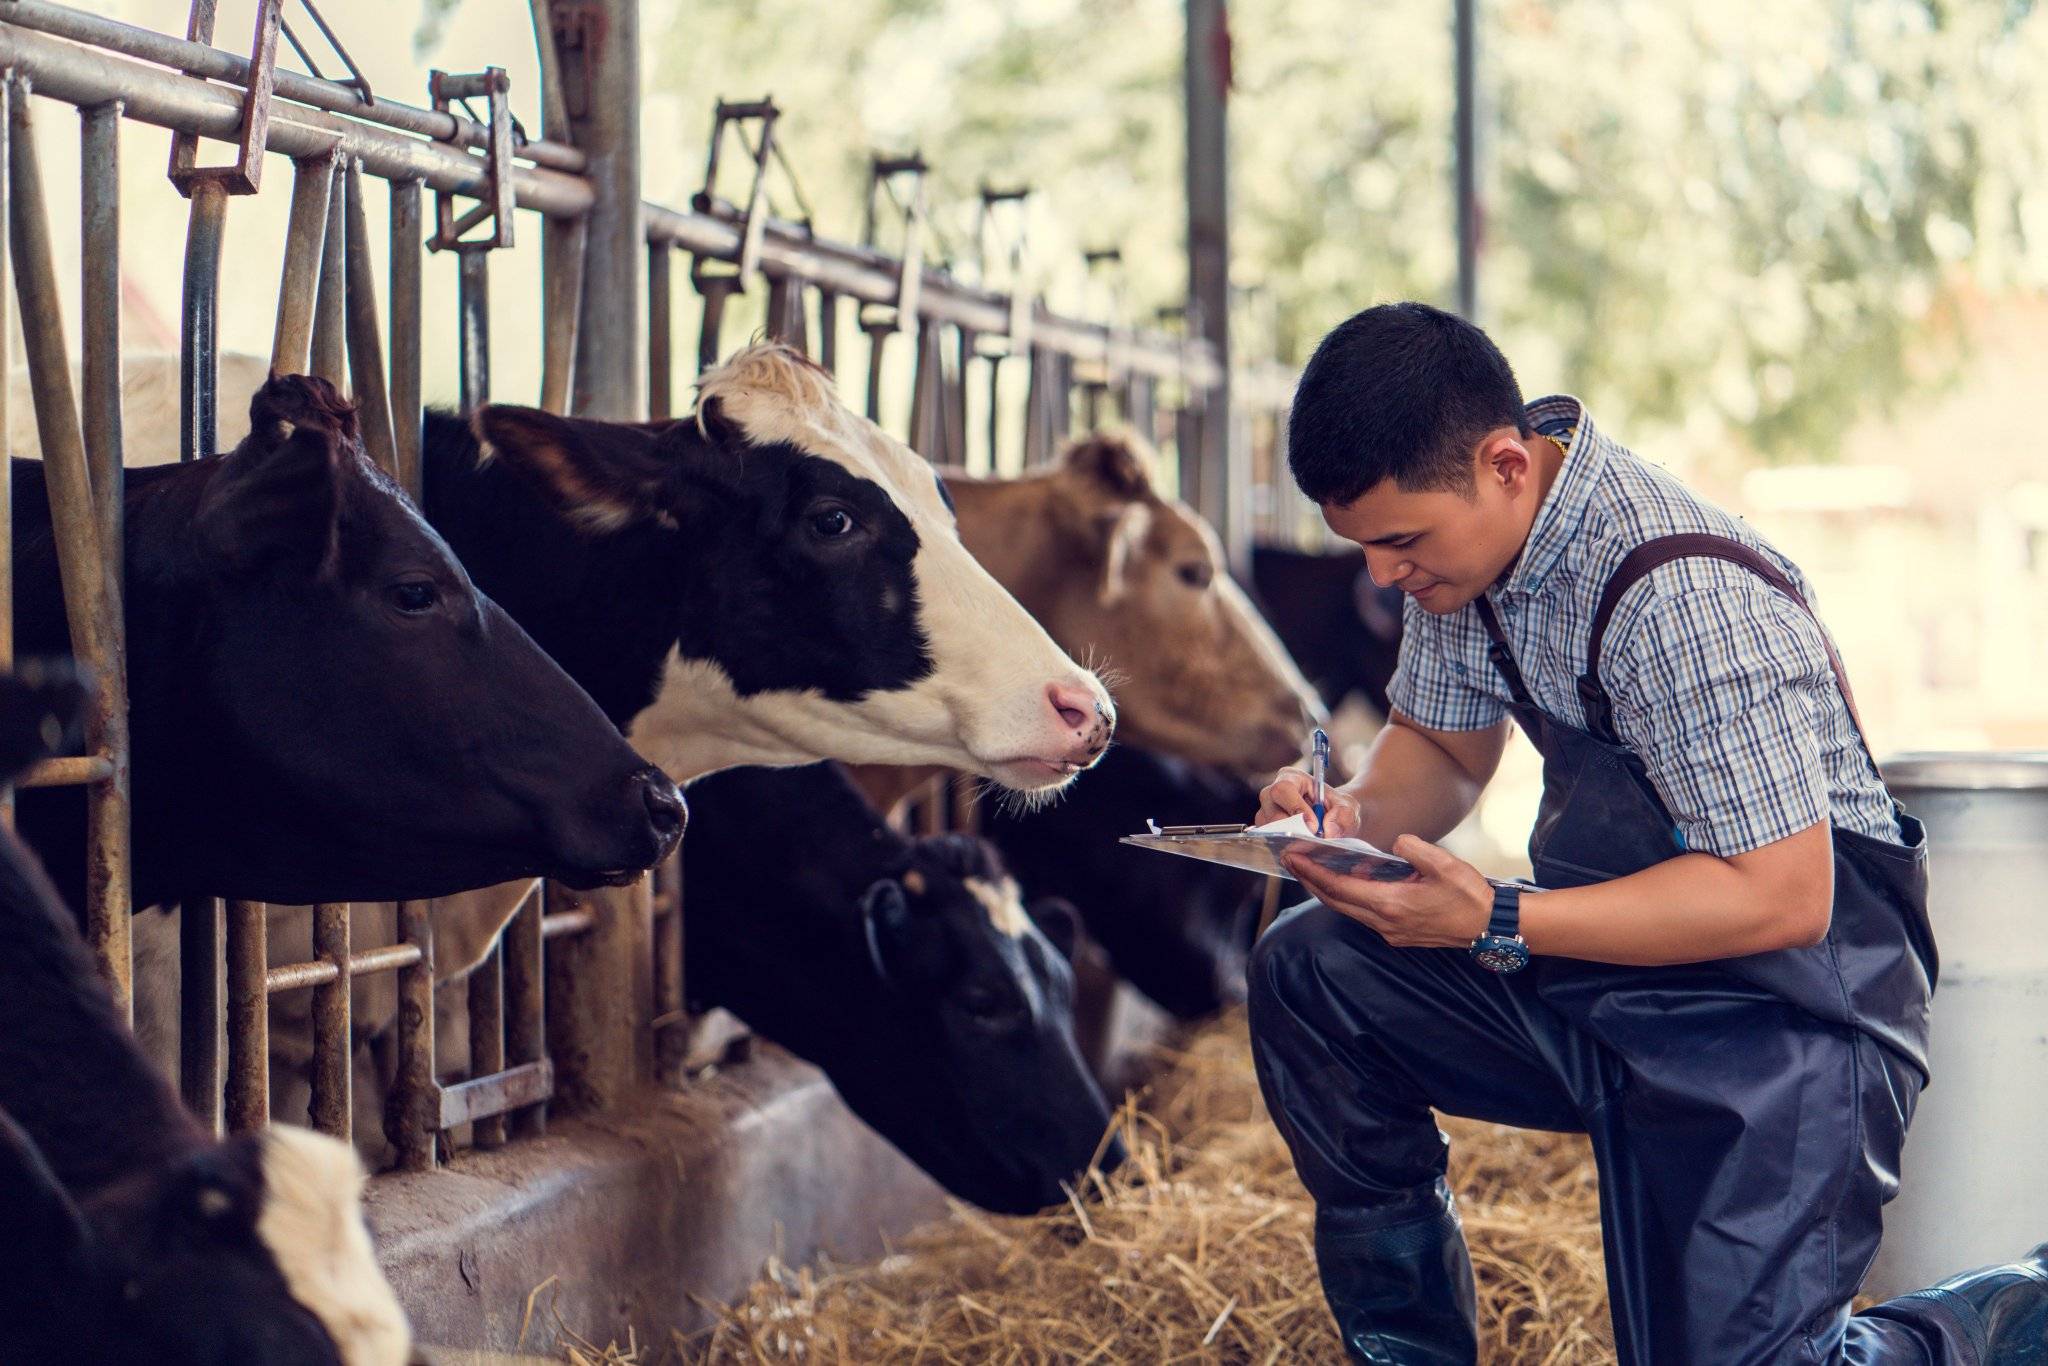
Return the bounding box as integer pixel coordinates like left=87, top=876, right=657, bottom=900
left=1855, top=1242, right=2048, bottom=1364
left=1312, top=1179, right=1479, bottom=1365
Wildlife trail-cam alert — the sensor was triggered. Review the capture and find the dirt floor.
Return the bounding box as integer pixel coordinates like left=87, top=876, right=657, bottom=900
left=543, top=1014, right=1614, bottom=1364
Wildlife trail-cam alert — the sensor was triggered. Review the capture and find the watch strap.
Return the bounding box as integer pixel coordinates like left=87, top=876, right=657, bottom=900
left=1487, top=885, right=1522, bottom=940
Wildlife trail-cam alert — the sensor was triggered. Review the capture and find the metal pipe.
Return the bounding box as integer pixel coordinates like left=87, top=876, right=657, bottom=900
left=646, top=242, right=671, bottom=419
left=1454, top=0, right=1479, bottom=321
left=816, top=287, right=839, bottom=379
left=342, top=161, right=397, bottom=478
left=541, top=907, right=597, bottom=939
left=765, top=272, right=806, bottom=352
left=309, top=902, right=351, bottom=1138
left=10, top=80, right=130, bottom=1011
left=16, top=754, right=113, bottom=788
left=271, top=153, right=334, bottom=374
left=695, top=274, right=736, bottom=378
left=178, top=185, right=226, bottom=461
left=2, top=2, right=586, bottom=173
left=393, top=896, right=437, bottom=1170
left=310, top=158, right=346, bottom=386
left=0, top=24, right=595, bottom=218
left=225, top=898, right=269, bottom=1131
left=504, top=882, right=546, bottom=1140
left=468, top=943, right=507, bottom=1148
left=80, top=101, right=121, bottom=590
left=388, top=180, right=422, bottom=495
left=264, top=940, right=422, bottom=991
left=0, top=80, right=12, bottom=828
left=564, top=0, right=641, bottom=420
left=862, top=319, right=890, bottom=424
left=457, top=246, right=489, bottom=413
left=538, top=215, right=584, bottom=414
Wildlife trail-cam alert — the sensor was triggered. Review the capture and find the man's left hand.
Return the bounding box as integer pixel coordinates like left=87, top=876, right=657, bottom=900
left=1283, top=835, right=1493, bottom=950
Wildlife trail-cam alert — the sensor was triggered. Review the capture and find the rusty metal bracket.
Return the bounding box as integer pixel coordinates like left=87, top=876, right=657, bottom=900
left=975, top=182, right=1033, bottom=356
left=860, top=152, right=928, bottom=336
left=548, top=1, right=602, bottom=122
left=691, top=97, right=782, bottom=290
left=427, top=67, right=514, bottom=251
left=166, top=0, right=283, bottom=197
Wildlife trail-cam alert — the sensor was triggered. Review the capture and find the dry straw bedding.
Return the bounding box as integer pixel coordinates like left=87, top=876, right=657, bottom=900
left=562, top=1014, right=1614, bottom=1364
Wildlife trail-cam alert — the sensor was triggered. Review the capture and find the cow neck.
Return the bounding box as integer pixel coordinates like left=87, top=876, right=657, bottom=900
left=419, top=411, right=683, bottom=729
left=0, top=833, right=204, bottom=1200
left=941, top=474, right=1067, bottom=620
left=622, top=650, right=830, bottom=784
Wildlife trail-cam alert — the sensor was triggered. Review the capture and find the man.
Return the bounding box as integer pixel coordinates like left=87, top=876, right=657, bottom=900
left=1249, top=302, right=2048, bottom=1363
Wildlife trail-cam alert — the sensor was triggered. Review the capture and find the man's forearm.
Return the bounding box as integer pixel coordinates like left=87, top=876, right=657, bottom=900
left=1346, top=719, right=1493, bottom=848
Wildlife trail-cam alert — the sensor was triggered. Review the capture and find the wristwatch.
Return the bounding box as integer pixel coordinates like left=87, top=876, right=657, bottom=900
left=1469, top=885, right=1530, bottom=974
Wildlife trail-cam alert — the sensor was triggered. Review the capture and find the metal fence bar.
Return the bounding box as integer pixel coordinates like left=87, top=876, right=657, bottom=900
left=647, top=242, right=671, bottom=418
left=389, top=179, right=423, bottom=493
left=0, top=81, right=11, bottom=828
left=310, top=158, right=346, bottom=386
left=468, top=942, right=508, bottom=1149
left=9, top=78, right=131, bottom=1010
left=225, top=897, right=268, bottom=1130
left=80, top=100, right=121, bottom=588
left=393, top=896, right=438, bottom=1170
left=341, top=161, right=398, bottom=479
left=457, top=246, right=489, bottom=412
left=271, top=152, right=334, bottom=373
left=308, top=901, right=351, bottom=1137
left=539, top=215, right=584, bottom=414
left=504, top=882, right=546, bottom=1140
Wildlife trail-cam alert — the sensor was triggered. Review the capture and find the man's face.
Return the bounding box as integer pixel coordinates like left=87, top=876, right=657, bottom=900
left=1319, top=431, right=1539, bottom=614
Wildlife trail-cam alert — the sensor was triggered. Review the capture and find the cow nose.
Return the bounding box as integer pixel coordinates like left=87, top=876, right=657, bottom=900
left=1047, top=681, right=1099, bottom=734
left=634, top=767, right=687, bottom=849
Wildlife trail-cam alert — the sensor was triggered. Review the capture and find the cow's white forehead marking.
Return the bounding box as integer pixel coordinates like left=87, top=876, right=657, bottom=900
left=696, top=343, right=954, bottom=526
left=964, top=875, right=1031, bottom=939
left=256, top=1127, right=412, bottom=1366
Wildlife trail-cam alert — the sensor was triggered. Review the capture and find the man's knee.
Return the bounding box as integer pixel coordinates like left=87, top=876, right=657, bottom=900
left=1248, top=899, right=1391, bottom=1034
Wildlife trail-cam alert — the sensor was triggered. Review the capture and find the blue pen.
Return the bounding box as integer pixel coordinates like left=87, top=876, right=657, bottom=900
left=1310, top=728, right=1330, bottom=836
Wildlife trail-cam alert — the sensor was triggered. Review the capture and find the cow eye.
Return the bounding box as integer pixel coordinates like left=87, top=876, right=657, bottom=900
left=808, top=507, right=855, bottom=539
left=1176, top=561, right=1214, bottom=590
left=387, top=581, right=439, bottom=615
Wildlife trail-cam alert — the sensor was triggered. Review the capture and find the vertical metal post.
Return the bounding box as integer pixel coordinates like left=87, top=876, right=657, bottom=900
left=11, top=83, right=130, bottom=1013
left=1454, top=0, right=1479, bottom=321
left=564, top=0, right=641, bottom=420
left=908, top=320, right=944, bottom=458
left=457, top=247, right=490, bottom=413
left=311, top=159, right=347, bottom=387
left=309, top=901, right=351, bottom=1138
left=816, top=288, right=839, bottom=379
left=177, top=180, right=228, bottom=1129
left=694, top=274, right=736, bottom=378
left=225, top=898, right=269, bottom=1131
left=341, top=162, right=398, bottom=479
left=389, top=180, right=423, bottom=494
left=647, top=242, right=671, bottom=419
left=468, top=946, right=506, bottom=1149
left=504, top=883, right=546, bottom=1140
left=272, top=154, right=336, bottom=375
left=80, top=103, right=122, bottom=590
left=0, top=81, right=11, bottom=828
left=862, top=321, right=891, bottom=424
left=1185, top=0, right=1236, bottom=559
left=392, top=897, right=438, bottom=1170
left=764, top=272, right=806, bottom=352
left=539, top=217, right=585, bottom=414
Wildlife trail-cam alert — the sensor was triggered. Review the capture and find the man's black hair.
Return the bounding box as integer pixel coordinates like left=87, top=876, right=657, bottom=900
left=1287, top=302, right=1530, bottom=506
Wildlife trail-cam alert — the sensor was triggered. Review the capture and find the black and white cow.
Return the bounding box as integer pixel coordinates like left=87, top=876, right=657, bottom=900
left=979, top=744, right=1269, bottom=1020
left=681, top=762, right=1122, bottom=1215
left=0, top=662, right=409, bottom=1366
left=1247, top=544, right=1406, bottom=718
left=13, top=375, right=683, bottom=913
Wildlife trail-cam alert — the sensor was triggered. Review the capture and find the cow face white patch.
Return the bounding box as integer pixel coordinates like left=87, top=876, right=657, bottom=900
left=963, top=874, right=1033, bottom=939
left=256, top=1126, right=411, bottom=1366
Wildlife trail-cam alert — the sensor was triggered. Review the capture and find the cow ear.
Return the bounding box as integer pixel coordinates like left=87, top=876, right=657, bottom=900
left=0, top=1109, right=100, bottom=1312
left=474, top=404, right=699, bottom=533
left=0, top=660, right=88, bottom=786
left=1026, top=897, right=1083, bottom=962
left=1094, top=503, right=1152, bottom=606
left=858, top=878, right=914, bottom=984
left=194, top=421, right=344, bottom=578
left=1062, top=431, right=1154, bottom=502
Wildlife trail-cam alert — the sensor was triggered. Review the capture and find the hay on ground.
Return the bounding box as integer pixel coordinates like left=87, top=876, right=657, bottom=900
left=576, top=1013, right=1613, bottom=1363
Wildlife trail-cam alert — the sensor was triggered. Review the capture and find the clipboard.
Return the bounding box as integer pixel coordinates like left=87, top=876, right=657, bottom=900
left=1122, top=815, right=1538, bottom=890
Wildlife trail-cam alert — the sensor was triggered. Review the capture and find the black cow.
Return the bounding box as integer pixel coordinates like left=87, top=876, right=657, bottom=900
left=979, top=744, right=1269, bottom=1020
left=681, top=762, right=1122, bottom=1214
left=0, top=662, right=410, bottom=1365
left=1247, top=544, right=1406, bottom=717
left=13, top=376, right=683, bottom=912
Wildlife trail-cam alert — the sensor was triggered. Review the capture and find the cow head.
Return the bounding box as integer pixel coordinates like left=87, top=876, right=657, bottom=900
left=0, top=1113, right=408, bottom=1364
left=850, top=836, right=1122, bottom=1213
left=947, top=431, right=1323, bottom=780
left=152, top=376, right=682, bottom=904
left=470, top=344, right=1114, bottom=792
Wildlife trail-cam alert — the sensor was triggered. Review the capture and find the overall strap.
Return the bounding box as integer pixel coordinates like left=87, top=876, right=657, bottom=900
left=1579, top=532, right=1868, bottom=746
left=1470, top=594, right=1541, bottom=712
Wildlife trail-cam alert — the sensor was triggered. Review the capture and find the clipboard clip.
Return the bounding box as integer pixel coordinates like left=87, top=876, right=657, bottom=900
left=1146, top=821, right=1249, bottom=836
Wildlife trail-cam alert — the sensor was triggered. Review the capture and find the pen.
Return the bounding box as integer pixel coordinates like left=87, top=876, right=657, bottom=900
left=1310, top=728, right=1329, bottom=836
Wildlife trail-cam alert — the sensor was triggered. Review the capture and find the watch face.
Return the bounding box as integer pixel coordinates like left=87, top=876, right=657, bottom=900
left=1473, top=937, right=1530, bottom=974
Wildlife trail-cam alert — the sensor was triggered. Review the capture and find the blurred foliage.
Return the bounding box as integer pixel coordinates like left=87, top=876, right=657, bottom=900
left=421, top=0, right=2048, bottom=459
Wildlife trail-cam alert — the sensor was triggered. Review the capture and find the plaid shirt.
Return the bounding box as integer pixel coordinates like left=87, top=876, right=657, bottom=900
left=1387, top=396, right=1898, bottom=857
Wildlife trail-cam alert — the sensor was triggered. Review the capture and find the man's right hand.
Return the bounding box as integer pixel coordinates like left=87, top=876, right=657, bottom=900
left=1256, top=768, right=1363, bottom=838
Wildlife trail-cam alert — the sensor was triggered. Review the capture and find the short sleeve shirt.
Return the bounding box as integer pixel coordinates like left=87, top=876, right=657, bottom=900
left=1386, top=397, right=1897, bottom=857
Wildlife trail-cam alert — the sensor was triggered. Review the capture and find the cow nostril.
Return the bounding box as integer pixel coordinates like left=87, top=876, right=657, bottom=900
left=638, top=770, right=687, bottom=838
left=1047, top=682, right=1096, bottom=733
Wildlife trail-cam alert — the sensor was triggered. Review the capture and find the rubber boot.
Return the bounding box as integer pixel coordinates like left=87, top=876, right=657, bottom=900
left=1855, top=1242, right=2048, bottom=1365
left=1312, top=1179, right=1478, bottom=1365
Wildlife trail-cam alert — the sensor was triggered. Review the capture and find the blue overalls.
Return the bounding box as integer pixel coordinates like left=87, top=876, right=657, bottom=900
left=1248, top=534, right=2048, bottom=1363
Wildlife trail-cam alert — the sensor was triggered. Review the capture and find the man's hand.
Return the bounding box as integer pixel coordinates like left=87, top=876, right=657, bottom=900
left=1256, top=767, right=1362, bottom=836
left=1283, top=835, right=1492, bottom=949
